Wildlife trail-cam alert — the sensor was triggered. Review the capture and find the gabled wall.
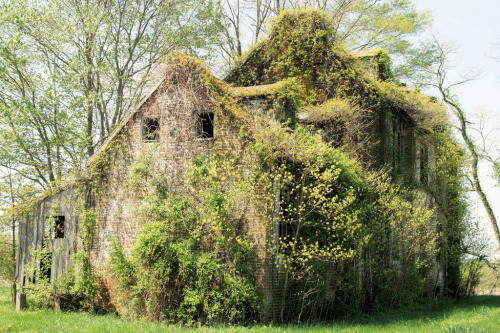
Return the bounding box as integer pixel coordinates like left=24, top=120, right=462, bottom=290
left=16, top=187, right=80, bottom=286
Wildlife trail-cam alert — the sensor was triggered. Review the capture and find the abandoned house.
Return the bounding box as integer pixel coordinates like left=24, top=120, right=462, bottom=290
left=15, top=10, right=460, bottom=322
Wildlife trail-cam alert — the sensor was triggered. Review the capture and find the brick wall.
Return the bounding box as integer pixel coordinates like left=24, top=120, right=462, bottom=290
left=82, top=76, right=280, bottom=317
left=16, top=68, right=282, bottom=318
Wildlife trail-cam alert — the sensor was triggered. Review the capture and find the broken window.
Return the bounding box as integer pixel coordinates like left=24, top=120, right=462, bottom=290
left=196, top=112, right=214, bottom=138
left=420, top=144, right=429, bottom=184
left=46, top=215, right=65, bottom=239
left=40, top=236, right=52, bottom=281
left=392, top=129, right=402, bottom=176
left=142, top=115, right=160, bottom=141
left=54, top=216, right=65, bottom=238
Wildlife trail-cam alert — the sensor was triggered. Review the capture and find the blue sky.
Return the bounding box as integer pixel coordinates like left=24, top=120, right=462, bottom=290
left=414, top=0, right=500, bottom=254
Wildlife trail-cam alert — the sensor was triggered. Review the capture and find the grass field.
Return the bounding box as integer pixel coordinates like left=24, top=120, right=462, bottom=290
left=1, top=286, right=500, bottom=332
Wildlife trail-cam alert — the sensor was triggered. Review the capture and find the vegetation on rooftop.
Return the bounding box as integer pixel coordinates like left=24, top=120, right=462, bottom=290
left=226, top=9, right=447, bottom=135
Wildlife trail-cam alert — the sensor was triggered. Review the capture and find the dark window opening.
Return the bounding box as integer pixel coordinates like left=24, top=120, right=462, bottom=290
left=197, top=112, right=214, bottom=138
left=142, top=116, right=160, bottom=141
left=392, top=130, right=402, bottom=176
left=46, top=215, right=65, bottom=239
left=54, top=216, right=65, bottom=238
left=420, top=144, right=429, bottom=184
left=40, top=237, right=52, bottom=281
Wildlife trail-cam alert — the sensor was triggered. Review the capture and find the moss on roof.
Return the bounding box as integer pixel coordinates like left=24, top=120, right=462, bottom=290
left=230, top=84, right=279, bottom=98
left=225, top=9, right=333, bottom=86
left=374, top=79, right=447, bottom=131
left=224, top=9, right=446, bottom=133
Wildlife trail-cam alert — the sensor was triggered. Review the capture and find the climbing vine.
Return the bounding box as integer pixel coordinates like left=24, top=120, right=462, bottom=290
left=108, top=150, right=262, bottom=325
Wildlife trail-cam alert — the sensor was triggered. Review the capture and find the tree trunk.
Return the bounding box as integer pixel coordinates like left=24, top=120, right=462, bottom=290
left=8, top=170, right=16, bottom=305
left=442, top=94, right=500, bottom=248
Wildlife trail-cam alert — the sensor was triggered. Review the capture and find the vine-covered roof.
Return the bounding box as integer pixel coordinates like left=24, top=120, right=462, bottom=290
left=224, top=9, right=446, bottom=132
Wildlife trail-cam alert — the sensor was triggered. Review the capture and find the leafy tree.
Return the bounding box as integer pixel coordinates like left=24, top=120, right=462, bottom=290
left=219, top=0, right=432, bottom=80
left=0, top=168, right=25, bottom=303
left=0, top=0, right=223, bottom=189
left=420, top=38, right=500, bottom=249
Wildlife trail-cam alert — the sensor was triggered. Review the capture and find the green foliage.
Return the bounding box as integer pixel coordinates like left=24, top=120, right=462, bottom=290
left=299, top=98, right=372, bottom=160
left=244, top=110, right=441, bottom=319
left=227, top=10, right=447, bottom=138
left=429, top=130, right=468, bottom=296
left=274, top=162, right=440, bottom=319
left=220, top=0, right=433, bottom=83
left=0, top=234, right=15, bottom=282
left=107, top=152, right=261, bottom=325
left=0, top=0, right=224, bottom=193
left=22, top=202, right=101, bottom=311
left=68, top=206, right=99, bottom=309
left=226, top=10, right=332, bottom=86
left=362, top=176, right=438, bottom=308
left=23, top=240, right=54, bottom=308
left=372, top=80, right=448, bottom=131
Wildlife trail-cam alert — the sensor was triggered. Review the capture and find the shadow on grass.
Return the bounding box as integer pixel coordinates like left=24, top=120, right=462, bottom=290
left=268, top=296, right=500, bottom=329
left=375, top=296, right=498, bottom=321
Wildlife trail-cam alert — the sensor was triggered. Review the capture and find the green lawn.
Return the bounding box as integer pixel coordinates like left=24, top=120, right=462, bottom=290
left=1, top=286, right=500, bottom=332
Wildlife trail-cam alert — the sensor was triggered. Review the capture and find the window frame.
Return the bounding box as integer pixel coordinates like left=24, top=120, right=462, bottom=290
left=195, top=111, right=215, bottom=139
left=45, top=215, right=65, bottom=239
left=141, top=114, right=161, bottom=142
left=420, top=144, right=429, bottom=185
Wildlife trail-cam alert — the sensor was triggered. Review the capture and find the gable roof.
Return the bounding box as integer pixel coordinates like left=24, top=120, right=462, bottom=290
left=86, top=76, right=166, bottom=168
left=86, top=52, right=238, bottom=168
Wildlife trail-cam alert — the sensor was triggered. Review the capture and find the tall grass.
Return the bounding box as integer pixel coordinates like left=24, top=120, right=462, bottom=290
left=1, top=285, right=500, bottom=332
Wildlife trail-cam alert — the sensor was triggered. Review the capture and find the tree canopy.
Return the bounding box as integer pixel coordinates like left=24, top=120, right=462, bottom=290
left=0, top=0, right=223, bottom=190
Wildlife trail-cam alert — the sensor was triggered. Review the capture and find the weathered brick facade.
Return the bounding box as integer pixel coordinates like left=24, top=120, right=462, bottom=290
left=15, top=56, right=282, bottom=317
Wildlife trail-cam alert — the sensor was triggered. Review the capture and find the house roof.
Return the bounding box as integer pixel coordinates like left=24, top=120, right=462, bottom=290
left=85, top=52, right=259, bottom=171
left=86, top=76, right=166, bottom=168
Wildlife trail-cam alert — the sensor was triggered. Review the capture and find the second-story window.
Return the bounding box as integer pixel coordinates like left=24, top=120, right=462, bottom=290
left=196, top=112, right=214, bottom=139
left=142, top=115, right=160, bottom=141
left=420, top=144, right=429, bottom=184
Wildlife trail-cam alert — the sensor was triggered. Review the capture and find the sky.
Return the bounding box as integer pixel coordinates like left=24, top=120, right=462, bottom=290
left=413, top=0, right=500, bottom=256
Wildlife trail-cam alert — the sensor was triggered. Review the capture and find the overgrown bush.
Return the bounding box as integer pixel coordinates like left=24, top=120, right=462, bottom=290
left=107, top=152, right=261, bottom=325
left=22, top=204, right=102, bottom=311
left=256, top=126, right=440, bottom=321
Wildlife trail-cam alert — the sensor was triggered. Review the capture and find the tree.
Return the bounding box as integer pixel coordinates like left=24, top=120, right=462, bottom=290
left=0, top=167, right=29, bottom=303
left=217, top=0, right=274, bottom=61
left=421, top=38, right=500, bottom=248
left=0, top=0, right=223, bottom=189
left=0, top=35, right=83, bottom=188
